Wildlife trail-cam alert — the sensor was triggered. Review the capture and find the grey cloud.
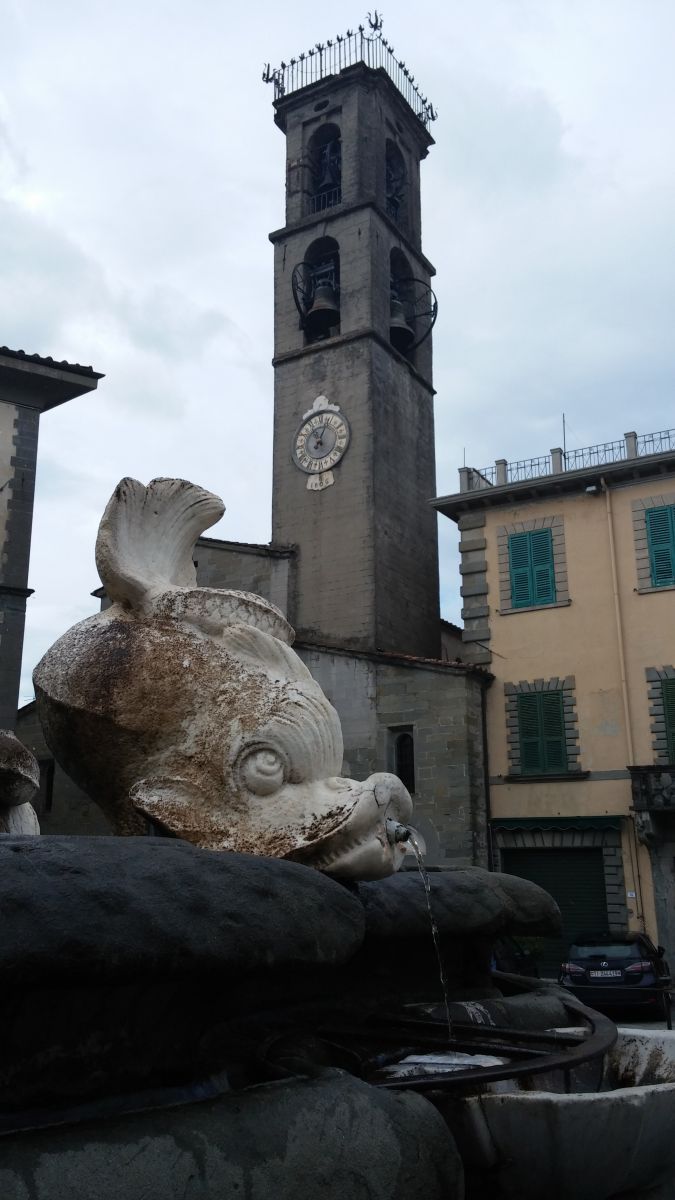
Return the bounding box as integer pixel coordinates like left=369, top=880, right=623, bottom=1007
left=116, top=284, right=233, bottom=359
left=432, top=150, right=675, bottom=483
left=0, top=117, right=28, bottom=180
left=435, top=78, right=569, bottom=195
left=2, top=0, right=674, bottom=686
left=0, top=199, right=107, bottom=350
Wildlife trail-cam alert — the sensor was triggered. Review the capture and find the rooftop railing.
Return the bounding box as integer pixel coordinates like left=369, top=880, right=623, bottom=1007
left=263, top=14, right=437, bottom=128
left=459, top=428, right=675, bottom=493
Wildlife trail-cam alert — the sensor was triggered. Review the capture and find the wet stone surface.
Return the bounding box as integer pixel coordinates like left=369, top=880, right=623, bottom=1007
left=0, top=1072, right=464, bottom=1200
left=358, top=865, right=562, bottom=940
left=0, top=836, right=366, bottom=983
left=0, top=837, right=367, bottom=1110
left=0, top=839, right=562, bottom=1115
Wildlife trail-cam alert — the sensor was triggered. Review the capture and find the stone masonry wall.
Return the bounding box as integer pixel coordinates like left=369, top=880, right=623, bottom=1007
left=194, top=538, right=294, bottom=621
left=0, top=403, right=40, bottom=729
left=298, top=645, right=489, bottom=868
left=457, top=511, right=491, bottom=667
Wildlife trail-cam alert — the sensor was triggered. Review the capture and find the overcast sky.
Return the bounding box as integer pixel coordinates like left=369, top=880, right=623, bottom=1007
left=2, top=0, right=674, bottom=703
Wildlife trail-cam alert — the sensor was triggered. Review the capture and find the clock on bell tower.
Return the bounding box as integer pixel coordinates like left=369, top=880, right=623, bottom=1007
left=266, top=20, right=440, bottom=658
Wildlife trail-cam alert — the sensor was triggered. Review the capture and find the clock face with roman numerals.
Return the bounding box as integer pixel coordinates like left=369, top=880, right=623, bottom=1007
left=292, top=407, right=351, bottom=474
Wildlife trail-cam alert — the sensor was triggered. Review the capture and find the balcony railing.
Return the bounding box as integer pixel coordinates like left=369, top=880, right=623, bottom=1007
left=263, top=16, right=437, bottom=128
left=459, top=427, right=675, bottom=493
left=306, top=187, right=342, bottom=215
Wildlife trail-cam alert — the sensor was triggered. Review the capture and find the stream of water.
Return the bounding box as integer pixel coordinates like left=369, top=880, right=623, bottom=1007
left=408, top=833, right=453, bottom=1044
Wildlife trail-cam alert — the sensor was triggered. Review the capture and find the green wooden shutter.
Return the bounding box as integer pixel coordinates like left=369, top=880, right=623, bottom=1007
left=646, top=507, right=675, bottom=587
left=663, top=679, right=675, bottom=762
left=530, top=529, right=556, bottom=605
left=509, top=533, right=533, bottom=607
left=541, top=690, right=567, bottom=772
left=517, top=691, right=567, bottom=775
left=518, top=694, right=544, bottom=773
left=509, top=530, right=556, bottom=608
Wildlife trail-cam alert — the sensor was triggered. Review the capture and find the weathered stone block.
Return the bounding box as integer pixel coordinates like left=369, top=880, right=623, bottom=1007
left=359, top=866, right=561, bottom=938
left=0, top=1074, right=464, bottom=1200
left=458, top=512, right=486, bottom=530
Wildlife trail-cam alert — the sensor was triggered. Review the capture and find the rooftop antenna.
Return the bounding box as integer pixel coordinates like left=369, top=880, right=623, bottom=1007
left=562, top=412, right=567, bottom=462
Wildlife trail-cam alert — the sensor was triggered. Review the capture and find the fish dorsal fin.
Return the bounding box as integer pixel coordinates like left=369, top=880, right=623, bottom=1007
left=95, top=478, right=224, bottom=609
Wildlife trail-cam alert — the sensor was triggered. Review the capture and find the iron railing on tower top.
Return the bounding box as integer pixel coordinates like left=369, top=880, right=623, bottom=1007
left=263, top=13, right=437, bottom=128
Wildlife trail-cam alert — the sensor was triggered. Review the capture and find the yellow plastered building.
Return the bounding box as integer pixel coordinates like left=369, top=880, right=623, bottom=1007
left=435, top=430, right=675, bottom=973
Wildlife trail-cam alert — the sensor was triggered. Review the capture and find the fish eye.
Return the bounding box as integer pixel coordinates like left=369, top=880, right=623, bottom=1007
left=240, top=747, right=285, bottom=796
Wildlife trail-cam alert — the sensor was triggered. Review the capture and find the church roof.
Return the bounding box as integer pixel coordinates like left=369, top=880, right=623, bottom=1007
left=296, top=638, right=492, bottom=680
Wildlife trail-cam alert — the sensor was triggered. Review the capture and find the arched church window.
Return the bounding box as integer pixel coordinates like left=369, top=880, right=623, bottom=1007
left=385, top=140, right=407, bottom=228
left=307, top=124, right=342, bottom=215
left=291, top=236, right=340, bottom=343
left=395, top=731, right=415, bottom=795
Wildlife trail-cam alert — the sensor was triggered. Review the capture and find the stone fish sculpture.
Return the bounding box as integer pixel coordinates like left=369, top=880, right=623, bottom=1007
left=34, top=478, right=414, bottom=879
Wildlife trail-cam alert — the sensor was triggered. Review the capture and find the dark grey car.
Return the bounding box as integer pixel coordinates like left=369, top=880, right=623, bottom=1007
left=559, top=932, right=671, bottom=1016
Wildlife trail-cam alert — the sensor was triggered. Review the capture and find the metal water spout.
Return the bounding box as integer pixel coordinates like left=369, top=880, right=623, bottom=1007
left=386, top=818, right=411, bottom=845
left=385, top=819, right=426, bottom=854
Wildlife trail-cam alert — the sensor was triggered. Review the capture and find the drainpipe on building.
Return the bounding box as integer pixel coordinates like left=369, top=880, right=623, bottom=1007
left=600, top=476, right=645, bottom=930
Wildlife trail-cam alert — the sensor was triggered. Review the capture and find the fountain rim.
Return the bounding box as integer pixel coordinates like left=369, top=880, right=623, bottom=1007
left=366, top=994, right=618, bottom=1092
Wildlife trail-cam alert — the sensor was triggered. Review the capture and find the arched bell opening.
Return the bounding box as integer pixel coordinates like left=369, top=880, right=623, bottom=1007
left=292, top=236, right=340, bottom=344
left=388, top=248, right=438, bottom=363
left=306, top=124, right=342, bottom=216
left=385, top=140, right=408, bottom=231
left=389, top=249, right=416, bottom=357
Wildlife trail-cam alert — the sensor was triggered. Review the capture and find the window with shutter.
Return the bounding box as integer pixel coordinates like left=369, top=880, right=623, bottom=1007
left=646, top=506, right=675, bottom=587
left=508, top=529, right=556, bottom=609
left=663, top=680, right=675, bottom=762
left=508, top=533, right=533, bottom=607
left=531, top=530, right=556, bottom=604
left=517, top=691, right=567, bottom=775
left=518, top=694, right=544, bottom=772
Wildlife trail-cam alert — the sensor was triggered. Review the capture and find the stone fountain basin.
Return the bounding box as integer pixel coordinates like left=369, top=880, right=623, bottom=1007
left=446, top=1027, right=675, bottom=1200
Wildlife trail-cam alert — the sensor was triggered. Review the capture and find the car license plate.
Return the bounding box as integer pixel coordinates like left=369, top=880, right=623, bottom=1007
left=588, top=970, right=622, bottom=978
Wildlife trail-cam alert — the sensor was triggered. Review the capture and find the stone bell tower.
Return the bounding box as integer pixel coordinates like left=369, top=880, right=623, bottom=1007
left=266, top=20, right=440, bottom=658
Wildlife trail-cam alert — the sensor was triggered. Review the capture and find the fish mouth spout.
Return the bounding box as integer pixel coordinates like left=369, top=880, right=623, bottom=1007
left=386, top=818, right=426, bottom=857
left=288, top=772, right=417, bottom=881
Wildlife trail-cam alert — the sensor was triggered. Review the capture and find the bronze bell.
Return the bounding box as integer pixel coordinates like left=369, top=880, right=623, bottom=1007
left=389, top=298, right=415, bottom=352
left=317, top=162, right=336, bottom=192
left=304, top=284, right=340, bottom=338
